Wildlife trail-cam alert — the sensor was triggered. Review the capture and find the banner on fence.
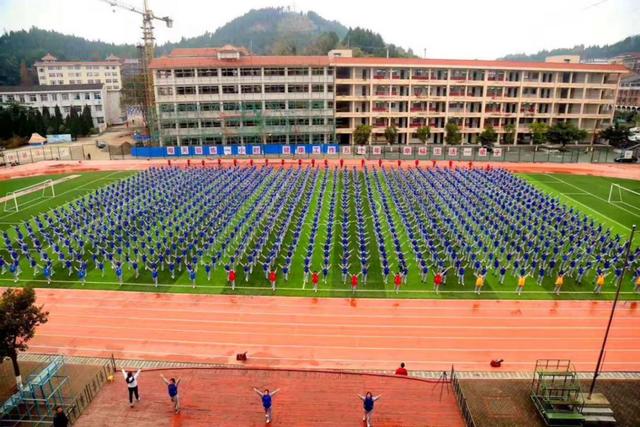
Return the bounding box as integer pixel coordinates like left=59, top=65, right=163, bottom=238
left=463, top=147, right=472, bottom=157
left=372, top=146, right=382, bottom=155
left=327, top=146, right=337, bottom=154
left=237, top=146, right=246, bottom=155
left=282, top=146, right=291, bottom=155
left=166, top=146, right=175, bottom=155
left=180, top=146, right=189, bottom=155
left=402, top=146, right=412, bottom=155
left=295, top=146, right=305, bottom=154
left=433, top=146, right=442, bottom=156
left=448, top=147, right=458, bottom=156
left=418, top=147, right=428, bottom=156
left=208, top=146, right=216, bottom=155
left=356, top=146, right=366, bottom=155
left=493, top=148, right=503, bottom=157
left=312, top=145, right=321, bottom=154
left=194, top=146, right=203, bottom=155
left=46, top=134, right=72, bottom=144
left=223, top=146, right=232, bottom=155
left=478, top=147, right=487, bottom=157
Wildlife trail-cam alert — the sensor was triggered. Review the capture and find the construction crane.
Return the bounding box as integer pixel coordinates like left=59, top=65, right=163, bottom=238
left=99, top=0, right=172, bottom=143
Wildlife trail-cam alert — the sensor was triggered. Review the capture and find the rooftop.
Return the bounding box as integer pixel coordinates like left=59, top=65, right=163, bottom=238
left=0, top=84, right=104, bottom=93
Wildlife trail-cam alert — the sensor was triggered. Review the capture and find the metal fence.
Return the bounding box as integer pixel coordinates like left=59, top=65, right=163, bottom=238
left=66, top=362, right=113, bottom=425
left=451, top=370, right=476, bottom=427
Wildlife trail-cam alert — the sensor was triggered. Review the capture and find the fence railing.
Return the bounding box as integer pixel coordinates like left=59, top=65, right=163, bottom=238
left=66, top=362, right=113, bottom=425
left=451, top=370, right=476, bottom=427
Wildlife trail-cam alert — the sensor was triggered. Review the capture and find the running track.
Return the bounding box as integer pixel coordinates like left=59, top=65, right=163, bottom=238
left=23, top=289, right=640, bottom=372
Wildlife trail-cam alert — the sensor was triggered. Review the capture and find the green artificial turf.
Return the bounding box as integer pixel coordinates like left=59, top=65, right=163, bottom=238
left=0, top=169, right=638, bottom=300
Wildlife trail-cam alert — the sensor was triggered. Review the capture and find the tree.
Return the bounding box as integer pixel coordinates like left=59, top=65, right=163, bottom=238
left=528, top=122, right=549, bottom=145
left=52, top=105, right=63, bottom=133
left=546, top=122, right=588, bottom=146
left=353, top=124, right=372, bottom=145
left=416, top=126, right=431, bottom=144
left=599, top=123, right=631, bottom=148
left=304, top=32, right=339, bottom=55
left=0, top=288, right=49, bottom=388
left=503, top=123, right=516, bottom=144
left=444, top=121, right=462, bottom=145
left=65, top=107, right=81, bottom=137
left=384, top=125, right=398, bottom=144
left=478, top=125, right=498, bottom=146
left=80, top=105, right=94, bottom=135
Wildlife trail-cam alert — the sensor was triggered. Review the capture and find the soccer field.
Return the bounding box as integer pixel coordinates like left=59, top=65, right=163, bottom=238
left=0, top=167, right=638, bottom=300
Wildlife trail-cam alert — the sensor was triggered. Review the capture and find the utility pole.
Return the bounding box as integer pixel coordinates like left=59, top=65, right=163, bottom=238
left=588, top=224, right=636, bottom=398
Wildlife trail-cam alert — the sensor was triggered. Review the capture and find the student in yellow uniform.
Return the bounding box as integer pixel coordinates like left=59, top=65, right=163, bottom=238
left=474, top=274, right=485, bottom=295
left=594, top=271, right=607, bottom=294
left=516, top=270, right=529, bottom=296
left=553, top=272, right=564, bottom=296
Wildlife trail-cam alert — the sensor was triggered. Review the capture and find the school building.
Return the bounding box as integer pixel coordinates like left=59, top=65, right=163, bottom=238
left=149, top=46, right=627, bottom=146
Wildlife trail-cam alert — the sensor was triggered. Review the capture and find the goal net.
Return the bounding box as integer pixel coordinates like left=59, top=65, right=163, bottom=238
left=3, top=179, right=55, bottom=212
left=607, top=183, right=640, bottom=211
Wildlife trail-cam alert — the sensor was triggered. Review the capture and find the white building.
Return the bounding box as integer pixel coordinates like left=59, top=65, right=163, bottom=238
left=33, top=53, right=125, bottom=124
left=0, top=84, right=110, bottom=132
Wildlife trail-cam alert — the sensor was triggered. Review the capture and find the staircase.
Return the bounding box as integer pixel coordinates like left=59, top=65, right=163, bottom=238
left=580, top=393, right=616, bottom=425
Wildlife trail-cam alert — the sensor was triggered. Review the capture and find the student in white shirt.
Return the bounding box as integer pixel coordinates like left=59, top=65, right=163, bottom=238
left=122, top=368, right=142, bottom=407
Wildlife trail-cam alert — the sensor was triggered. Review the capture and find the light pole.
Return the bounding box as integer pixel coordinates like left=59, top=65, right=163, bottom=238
left=588, top=224, right=636, bottom=398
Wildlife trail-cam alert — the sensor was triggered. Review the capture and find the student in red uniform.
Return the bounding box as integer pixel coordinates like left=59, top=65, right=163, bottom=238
left=311, top=271, right=320, bottom=293
left=395, top=362, right=408, bottom=376
left=433, top=272, right=443, bottom=294
left=351, top=273, right=360, bottom=294
left=393, top=272, right=402, bottom=294
left=268, top=268, right=277, bottom=291
left=228, top=269, right=236, bottom=290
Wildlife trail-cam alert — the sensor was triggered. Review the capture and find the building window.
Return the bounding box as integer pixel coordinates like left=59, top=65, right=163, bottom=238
left=62, top=93, right=69, bottom=100
left=51, top=94, right=57, bottom=101
left=223, top=102, right=240, bottom=111
left=311, top=84, right=324, bottom=93
left=311, top=101, right=325, bottom=109
left=161, top=121, right=176, bottom=129
left=94, top=105, right=102, bottom=112
left=288, top=84, right=308, bottom=93
left=177, top=103, right=198, bottom=112
left=38, top=94, right=47, bottom=102
left=63, top=106, right=70, bottom=113
left=29, top=95, right=37, bottom=102
left=199, top=85, right=219, bottom=94
left=176, top=86, right=196, bottom=95
left=288, top=68, right=308, bottom=76
left=156, top=70, right=172, bottom=78
left=178, top=121, right=198, bottom=129
left=160, top=104, right=175, bottom=113
left=240, top=68, right=261, bottom=76
left=264, top=68, right=285, bottom=76
left=327, top=84, right=334, bottom=93
left=311, top=68, right=325, bottom=76
left=312, top=118, right=324, bottom=125
left=288, top=100, right=308, bottom=110
left=198, top=69, right=218, bottom=77
left=266, top=118, right=286, bottom=126
left=312, top=134, right=324, bottom=143
left=221, top=68, right=238, bottom=77
left=242, top=102, right=262, bottom=111
left=265, top=84, right=285, bottom=93
left=201, top=120, right=221, bottom=128
left=222, top=85, right=238, bottom=94
left=175, top=69, right=195, bottom=78
left=85, top=93, right=91, bottom=100
left=225, top=119, right=240, bottom=127
left=265, top=101, right=286, bottom=110
left=241, top=85, right=261, bottom=94
left=200, top=103, right=220, bottom=111
left=93, top=92, right=101, bottom=100
left=96, top=117, right=104, bottom=124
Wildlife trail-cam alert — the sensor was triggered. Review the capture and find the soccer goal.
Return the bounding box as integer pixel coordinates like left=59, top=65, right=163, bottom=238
left=607, top=183, right=640, bottom=211
left=3, top=179, right=55, bottom=212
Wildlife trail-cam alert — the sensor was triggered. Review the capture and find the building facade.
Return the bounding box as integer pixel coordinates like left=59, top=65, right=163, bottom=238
left=150, top=46, right=335, bottom=146
left=0, top=84, right=109, bottom=132
left=616, top=74, right=640, bottom=111
left=34, top=54, right=124, bottom=124
left=150, top=47, right=626, bottom=146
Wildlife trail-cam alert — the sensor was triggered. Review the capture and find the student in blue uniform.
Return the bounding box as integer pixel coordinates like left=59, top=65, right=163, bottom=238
left=253, top=387, right=280, bottom=424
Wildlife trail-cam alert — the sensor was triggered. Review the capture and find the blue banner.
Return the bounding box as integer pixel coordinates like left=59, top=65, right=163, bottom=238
left=132, top=144, right=342, bottom=158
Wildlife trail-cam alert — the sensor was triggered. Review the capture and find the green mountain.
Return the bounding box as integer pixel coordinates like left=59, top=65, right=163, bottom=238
left=0, top=7, right=415, bottom=86
left=499, top=34, right=640, bottom=62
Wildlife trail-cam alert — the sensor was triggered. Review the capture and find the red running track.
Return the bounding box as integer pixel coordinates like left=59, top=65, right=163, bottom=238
left=22, top=289, right=640, bottom=372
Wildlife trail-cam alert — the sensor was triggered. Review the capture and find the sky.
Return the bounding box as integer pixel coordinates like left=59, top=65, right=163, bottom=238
left=0, top=0, right=638, bottom=59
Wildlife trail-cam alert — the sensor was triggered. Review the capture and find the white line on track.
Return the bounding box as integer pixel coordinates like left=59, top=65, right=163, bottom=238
left=46, top=322, right=637, bottom=342
left=44, top=303, right=637, bottom=321
left=32, top=333, right=640, bottom=353
left=26, top=345, right=640, bottom=366
left=46, top=313, right=640, bottom=330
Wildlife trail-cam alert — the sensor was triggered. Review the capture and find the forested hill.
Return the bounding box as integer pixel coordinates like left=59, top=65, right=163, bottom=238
left=498, top=34, right=640, bottom=62
left=0, top=7, right=415, bottom=86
